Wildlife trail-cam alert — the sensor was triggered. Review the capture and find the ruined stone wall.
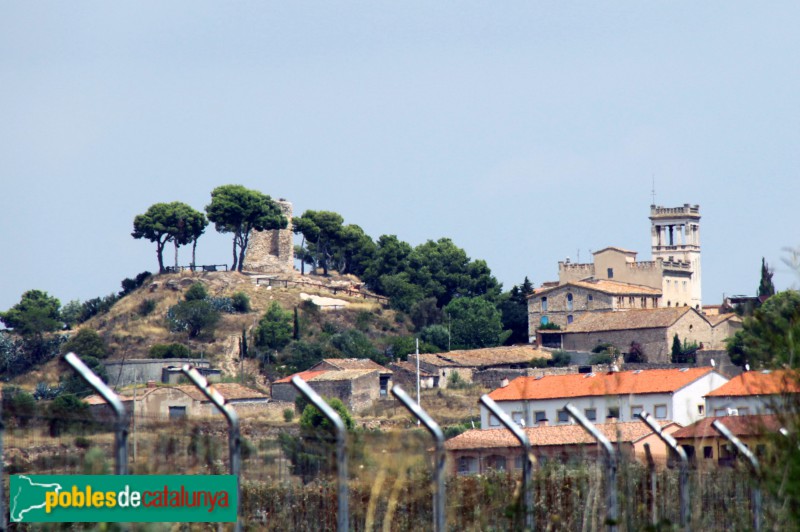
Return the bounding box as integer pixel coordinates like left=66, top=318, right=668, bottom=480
left=243, top=199, right=295, bottom=274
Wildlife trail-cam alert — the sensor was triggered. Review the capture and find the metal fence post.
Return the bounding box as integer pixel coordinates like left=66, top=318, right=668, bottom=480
left=479, top=394, right=535, bottom=531
left=291, top=376, right=349, bottom=532
left=637, top=412, right=689, bottom=530
left=642, top=443, right=656, bottom=527
left=565, top=403, right=618, bottom=532
left=391, top=385, right=446, bottom=532
left=712, top=419, right=761, bottom=532
left=181, top=365, right=242, bottom=532
left=64, top=352, right=128, bottom=475
left=1, top=392, right=6, bottom=531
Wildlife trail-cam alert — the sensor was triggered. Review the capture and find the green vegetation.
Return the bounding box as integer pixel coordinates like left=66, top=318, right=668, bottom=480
left=530, top=350, right=572, bottom=368
left=727, top=289, right=800, bottom=368
left=206, top=184, right=288, bottom=272
left=61, top=328, right=108, bottom=359
left=132, top=202, right=207, bottom=273
left=254, top=302, right=293, bottom=352
left=445, top=296, right=507, bottom=349
left=0, top=289, right=62, bottom=336
left=671, top=334, right=698, bottom=363
left=758, top=257, right=776, bottom=298
left=149, top=343, right=193, bottom=359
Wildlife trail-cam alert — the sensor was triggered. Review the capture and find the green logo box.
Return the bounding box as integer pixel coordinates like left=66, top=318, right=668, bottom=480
left=9, top=475, right=237, bottom=523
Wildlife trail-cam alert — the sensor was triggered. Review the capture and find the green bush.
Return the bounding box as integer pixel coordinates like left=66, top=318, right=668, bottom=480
left=138, top=299, right=157, bottom=316
left=2, top=386, right=36, bottom=427
left=184, top=282, right=209, bottom=301
left=167, top=299, right=220, bottom=338
left=74, top=436, right=92, bottom=449
left=149, top=343, right=193, bottom=359
left=589, top=352, right=614, bottom=365
left=83, top=447, right=110, bottom=474
left=232, top=292, right=251, bottom=313
left=61, top=328, right=109, bottom=359
left=283, top=408, right=295, bottom=422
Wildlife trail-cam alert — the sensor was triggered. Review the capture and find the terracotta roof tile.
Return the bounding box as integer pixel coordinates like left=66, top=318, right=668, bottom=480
left=445, top=421, right=674, bottom=450
left=672, top=415, right=781, bottom=439
left=322, top=358, right=392, bottom=373
left=417, top=346, right=551, bottom=368
left=389, top=361, right=434, bottom=377
left=274, top=370, right=329, bottom=384
left=563, top=307, right=693, bottom=333
left=175, top=383, right=269, bottom=401
left=706, top=313, right=742, bottom=326
left=705, top=370, right=800, bottom=397
left=306, top=369, right=377, bottom=381
left=488, top=368, right=716, bottom=401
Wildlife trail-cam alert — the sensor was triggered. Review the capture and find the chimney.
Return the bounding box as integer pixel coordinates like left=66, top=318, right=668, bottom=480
left=500, top=378, right=509, bottom=388
left=147, top=380, right=156, bottom=389
left=538, top=419, right=548, bottom=427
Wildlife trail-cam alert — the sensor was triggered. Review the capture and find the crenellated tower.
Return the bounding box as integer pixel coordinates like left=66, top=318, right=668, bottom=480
left=649, top=204, right=701, bottom=309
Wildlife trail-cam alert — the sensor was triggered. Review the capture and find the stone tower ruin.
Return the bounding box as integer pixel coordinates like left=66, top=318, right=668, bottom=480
left=242, top=198, right=295, bottom=274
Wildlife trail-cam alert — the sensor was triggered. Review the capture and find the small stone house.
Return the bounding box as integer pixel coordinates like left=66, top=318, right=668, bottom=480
left=388, top=360, right=438, bottom=390
left=307, top=358, right=393, bottom=397
left=446, top=420, right=680, bottom=474
left=272, top=368, right=381, bottom=412
left=85, top=382, right=270, bottom=420
left=407, top=346, right=552, bottom=389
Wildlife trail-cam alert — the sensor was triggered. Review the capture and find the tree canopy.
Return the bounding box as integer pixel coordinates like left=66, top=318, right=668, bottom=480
left=727, top=290, right=800, bottom=368
left=444, top=296, right=507, bottom=349
left=132, top=202, right=206, bottom=273
left=206, top=185, right=287, bottom=271
left=0, top=290, right=62, bottom=336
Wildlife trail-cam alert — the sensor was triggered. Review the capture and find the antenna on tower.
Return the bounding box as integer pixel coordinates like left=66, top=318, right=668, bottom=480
left=651, top=174, right=656, bottom=205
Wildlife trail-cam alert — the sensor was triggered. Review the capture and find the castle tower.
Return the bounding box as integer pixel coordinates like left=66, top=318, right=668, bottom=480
left=649, top=204, right=702, bottom=309
left=242, top=199, right=295, bottom=274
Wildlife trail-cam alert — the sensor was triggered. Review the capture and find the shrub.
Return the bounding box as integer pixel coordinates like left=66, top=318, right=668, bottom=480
left=549, top=350, right=572, bottom=367
left=283, top=408, right=295, bottom=422
left=447, top=371, right=469, bottom=389
left=254, top=302, right=293, bottom=351
left=167, top=300, right=220, bottom=339
left=589, top=352, right=614, bottom=365
left=138, top=299, right=157, bottom=316
left=83, top=447, right=110, bottom=474
left=184, top=282, right=208, bottom=301
left=48, top=394, right=90, bottom=436
left=538, top=322, right=561, bottom=330
left=2, top=387, right=36, bottom=427
left=74, top=436, right=92, bottom=449
left=592, top=342, right=615, bottom=354
left=231, top=292, right=251, bottom=313
left=61, top=328, right=109, bottom=359
left=149, top=343, right=192, bottom=359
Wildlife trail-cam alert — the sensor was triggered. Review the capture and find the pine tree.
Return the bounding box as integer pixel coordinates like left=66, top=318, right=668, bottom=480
left=758, top=257, right=776, bottom=298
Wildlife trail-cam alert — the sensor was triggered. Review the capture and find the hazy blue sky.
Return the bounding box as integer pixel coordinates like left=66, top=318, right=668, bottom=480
left=2, top=2, right=798, bottom=312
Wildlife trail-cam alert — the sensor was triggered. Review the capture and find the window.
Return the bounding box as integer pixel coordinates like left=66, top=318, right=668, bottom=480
left=486, top=455, right=507, bottom=471
left=631, top=405, right=643, bottom=418
left=738, top=407, right=750, bottom=416
left=557, top=409, right=569, bottom=423
left=535, top=411, right=547, bottom=424
left=489, top=414, right=500, bottom=427
left=458, top=457, right=477, bottom=475
left=169, top=406, right=186, bottom=419
left=607, top=406, right=620, bottom=419
left=540, top=316, right=549, bottom=326
left=566, top=293, right=573, bottom=311
left=629, top=296, right=634, bottom=306
left=541, top=297, right=548, bottom=311
left=607, top=268, right=614, bottom=278
left=714, top=408, right=727, bottom=417
left=641, top=297, right=647, bottom=308
left=654, top=404, right=667, bottom=419
left=698, top=404, right=705, bottom=416
left=588, top=294, right=593, bottom=302
left=567, top=315, right=574, bottom=324
left=584, top=408, right=597, bottom=421
left=512, top=411, right=525, bottom=426
left=703, top=446, right=713, bottom=459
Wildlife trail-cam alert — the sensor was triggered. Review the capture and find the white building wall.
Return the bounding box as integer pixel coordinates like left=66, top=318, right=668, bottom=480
left=706, top=395, right=779, bottom=416
left=481, top=371, right=728, bottom=429
left=672, top=371, right=730, bottom=425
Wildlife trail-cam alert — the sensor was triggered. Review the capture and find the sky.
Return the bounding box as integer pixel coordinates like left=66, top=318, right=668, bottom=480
left=1, top=2, right=799, bottom=312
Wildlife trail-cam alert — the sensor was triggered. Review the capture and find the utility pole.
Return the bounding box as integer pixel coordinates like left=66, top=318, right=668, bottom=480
left=416, top=338, right=421, bottom=426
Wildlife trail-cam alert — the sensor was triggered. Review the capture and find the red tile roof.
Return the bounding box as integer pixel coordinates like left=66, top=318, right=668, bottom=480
left=672, top=415, right=781, bottom=439
left=488, top=368, right=716, bottom=401
left=445, top=421, right=675, bottom=450
left=705, top=370, right=800, bottom=397
left=273, top=370, right=329, bottom=384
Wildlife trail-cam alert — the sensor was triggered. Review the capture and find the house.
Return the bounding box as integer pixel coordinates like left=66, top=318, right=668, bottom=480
left=705, top=370, right=800, bottom=417
left=307, top=358, right=393, bottom=397
left=446, top=420, right=680, bottom=474
left=407, top=345, right=552, bottom=389
left=672, top=415, right=781, bottom=466
left=482, top=367, right=729, bottom=428
left=529, top=204, right=704, bottom=341
left=544, top=307, right=739, bottom=362
left=85, top=382, right=270, bottom=420
left=272, top=368, right=382, bottom=412
left=387, top=360, right=438, bottom=389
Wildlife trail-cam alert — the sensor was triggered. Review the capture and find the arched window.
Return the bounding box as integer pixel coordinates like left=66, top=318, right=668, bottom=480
left=567, top=315, right=574, bottom=324
left=566, top=293, right=573, bottom=311
left=541, top=297, right=548, bottom=312
left=541, top=316, right=549, bottom=325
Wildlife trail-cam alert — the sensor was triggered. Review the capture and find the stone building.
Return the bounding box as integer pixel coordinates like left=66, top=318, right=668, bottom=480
left=529, top=204, right=704, bottom=342
left=242, top=198, right=295, bottom=274
left=544, top=306, right=736, bottom=362
left=271, top=368, right=382, bottom=412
